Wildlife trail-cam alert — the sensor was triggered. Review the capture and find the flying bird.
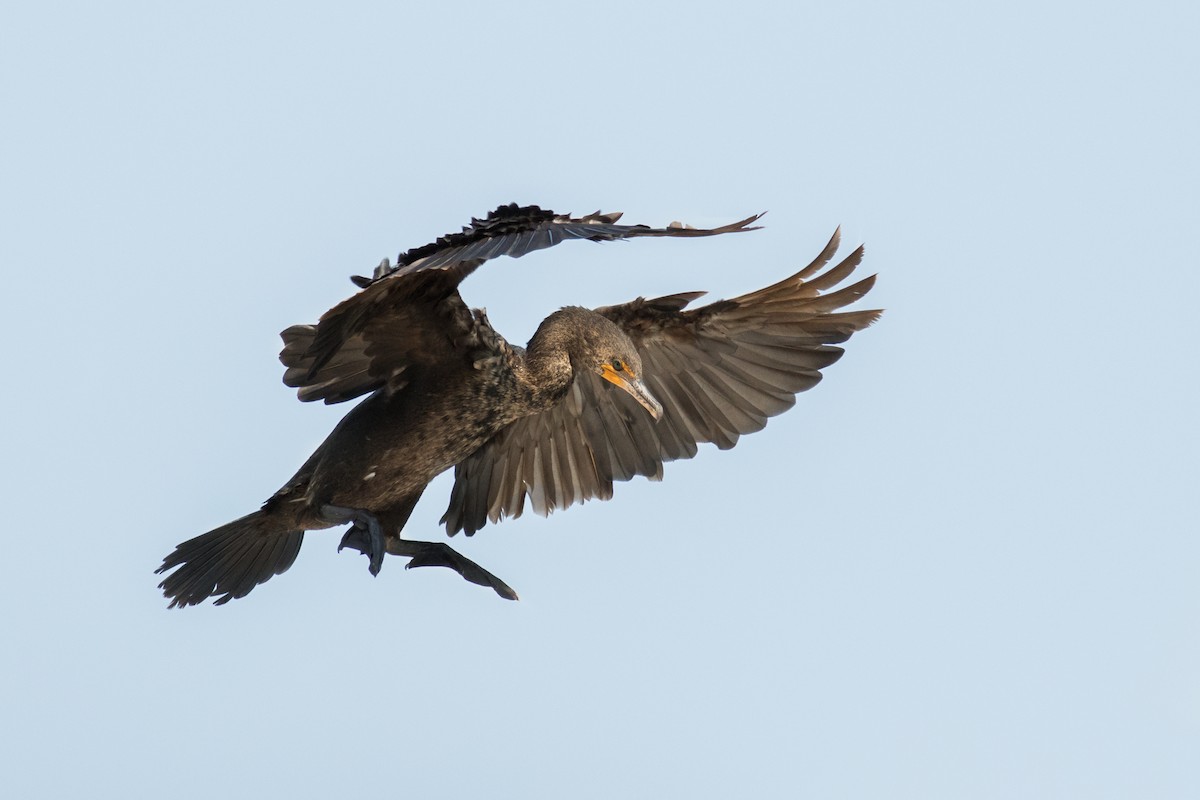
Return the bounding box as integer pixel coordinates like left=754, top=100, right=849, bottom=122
left=157, top=203, right=881, bottom=606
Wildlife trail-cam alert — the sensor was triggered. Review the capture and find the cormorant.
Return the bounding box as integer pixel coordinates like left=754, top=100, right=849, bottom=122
left=157, top=204, right=880, bottom=606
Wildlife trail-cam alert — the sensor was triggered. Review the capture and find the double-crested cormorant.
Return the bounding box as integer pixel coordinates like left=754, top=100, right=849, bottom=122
left=157, top=204, right=880, bottom=606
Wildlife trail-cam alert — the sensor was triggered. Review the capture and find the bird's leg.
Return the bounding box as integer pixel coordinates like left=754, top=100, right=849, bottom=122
left=336, top=531, right=518, bottom=601
left=324, top=505, right=386, bottom=576
left=397, top=540, right=519, bottom=601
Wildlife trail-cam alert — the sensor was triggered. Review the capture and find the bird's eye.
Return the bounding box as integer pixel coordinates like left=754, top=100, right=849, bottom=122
left=611, top=359, right=623, bottom=371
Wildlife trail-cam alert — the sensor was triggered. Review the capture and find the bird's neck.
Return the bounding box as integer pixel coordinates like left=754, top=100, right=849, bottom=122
left=518, top=308, right=593, bottom=412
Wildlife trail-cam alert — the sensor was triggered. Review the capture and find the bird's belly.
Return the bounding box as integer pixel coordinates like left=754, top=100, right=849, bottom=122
left=305, top=378, right=516, bottom=511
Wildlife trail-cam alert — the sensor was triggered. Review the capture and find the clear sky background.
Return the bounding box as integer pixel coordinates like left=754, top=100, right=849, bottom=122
left=3, top=2, right=1197, bottom=797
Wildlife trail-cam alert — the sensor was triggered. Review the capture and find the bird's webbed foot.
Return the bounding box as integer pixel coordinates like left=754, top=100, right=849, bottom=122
left=325, top=505, right=386, bottom=576
left=332, top=511, right=517, bottom=600
left=396, top=540, right=519, bottom=601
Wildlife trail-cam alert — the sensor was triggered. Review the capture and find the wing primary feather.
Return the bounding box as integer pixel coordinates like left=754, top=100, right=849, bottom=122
left=803, top=246, right=865, bottom=292
left=793, top=226, right=842, bottom=281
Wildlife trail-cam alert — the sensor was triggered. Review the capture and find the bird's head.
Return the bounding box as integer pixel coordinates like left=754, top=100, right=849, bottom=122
left=596, top=352, right=662, bottom=421
left=581, top=317, right=662, bottom=421
left=534, top=306, right=663, bottom=421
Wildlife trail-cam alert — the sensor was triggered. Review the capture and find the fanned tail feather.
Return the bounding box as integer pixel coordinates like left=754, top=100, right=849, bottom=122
left=156, top=510, right=304, bottom=607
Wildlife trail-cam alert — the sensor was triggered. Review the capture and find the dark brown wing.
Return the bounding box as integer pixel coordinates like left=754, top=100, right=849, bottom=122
left=441, top=228, right=880, bottom=536
left=352, top=203, right=764, bottom=286
left=282, top=204, right=763, bottom=403
left=279, top=269, right=489, bottom=403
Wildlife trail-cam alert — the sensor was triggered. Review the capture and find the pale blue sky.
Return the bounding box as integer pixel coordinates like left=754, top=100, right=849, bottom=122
left=3, top=1, right=1197, bottom=797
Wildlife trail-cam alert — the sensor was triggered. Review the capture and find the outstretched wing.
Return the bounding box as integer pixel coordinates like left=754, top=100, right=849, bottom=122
left=351, top=203, right=764, bottom=286
left=281, top=204, right=762, bottom=404
left=441, top=228, right=880, bottom=536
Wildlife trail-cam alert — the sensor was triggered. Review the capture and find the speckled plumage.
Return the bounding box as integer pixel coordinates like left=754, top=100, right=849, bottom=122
left=157, top=205, right=880, bottom=607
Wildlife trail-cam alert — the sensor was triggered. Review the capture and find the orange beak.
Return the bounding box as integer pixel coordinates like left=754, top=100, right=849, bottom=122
left=600, top=363, right=663, bottom=421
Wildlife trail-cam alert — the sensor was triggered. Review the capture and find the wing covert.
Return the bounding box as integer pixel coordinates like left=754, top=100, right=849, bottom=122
left=279, top=269, right=487, bottom=404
